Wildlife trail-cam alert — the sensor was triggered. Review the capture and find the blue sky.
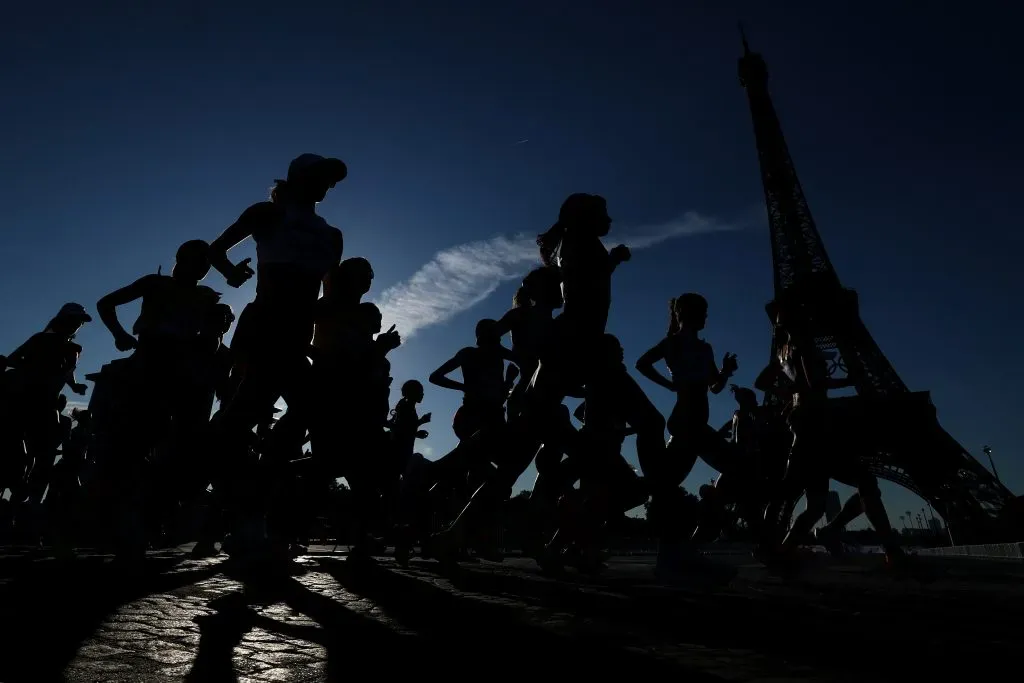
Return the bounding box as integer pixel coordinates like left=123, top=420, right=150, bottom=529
left=1, top=1, right=1020, bottom=528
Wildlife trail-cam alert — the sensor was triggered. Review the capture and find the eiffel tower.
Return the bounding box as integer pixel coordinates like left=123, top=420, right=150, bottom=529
left=737, top=31, right=1019, bottom=543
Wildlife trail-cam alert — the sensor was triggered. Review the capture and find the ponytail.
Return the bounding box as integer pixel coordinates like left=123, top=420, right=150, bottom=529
left=537, top=222, right=566, bottom=266
left=270, top=179, right=290, bottom=204
left=667, top=297, right=681, bottom=336
left=513, top=285, right=530, bottom=309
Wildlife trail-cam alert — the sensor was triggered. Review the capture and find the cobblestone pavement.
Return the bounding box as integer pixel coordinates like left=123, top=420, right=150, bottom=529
left=0, top=546, right=1019, bottom=682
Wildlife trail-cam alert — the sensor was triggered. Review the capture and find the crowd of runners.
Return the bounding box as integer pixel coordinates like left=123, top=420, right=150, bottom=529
left=0, top=153, right=914, bottom=580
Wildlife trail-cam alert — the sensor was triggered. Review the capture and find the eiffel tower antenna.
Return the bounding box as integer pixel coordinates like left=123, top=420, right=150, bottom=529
left=737, top=32, right=1019, bottom=542
left=738, top=22, right=751, bottom=55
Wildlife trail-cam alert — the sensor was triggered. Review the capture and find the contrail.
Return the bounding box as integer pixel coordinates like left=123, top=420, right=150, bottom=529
left=375, top=211, right=738, bottom=340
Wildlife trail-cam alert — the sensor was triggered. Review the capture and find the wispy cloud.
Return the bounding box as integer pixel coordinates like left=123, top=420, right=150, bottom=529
left=63, top=400, right=89, bottom=415
left=375, top=211, right=738, bottom=340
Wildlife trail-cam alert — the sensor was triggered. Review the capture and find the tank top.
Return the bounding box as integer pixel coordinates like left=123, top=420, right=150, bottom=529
left=312, top=299, right=362, bottom=360
left=254, top=204, right=340, bottom=280
left=555, top=234, right=612, bottom=337
left=389, top=398, right=419, bottom=455
left=663, top=335, right=716, bottom=386
left=6, top=332, right=80, bottom=403
left=132, top=276, right=219, bottom=343
left=662, top=334, right=716, bottom=428
left=509, top=306, right=552, bottom=369
left=459, top=346, right=506, bottom=406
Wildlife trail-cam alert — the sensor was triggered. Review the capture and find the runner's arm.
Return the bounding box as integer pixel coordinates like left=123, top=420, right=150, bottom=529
left=428, top=349, right=468, bottom=392
left=709, top=351, right=731, bottom=395
left=635, top=339, right=675, bottom=392
left=96, top=275, right=155, bottom=346
left=209, top=203, right=275, bottom=285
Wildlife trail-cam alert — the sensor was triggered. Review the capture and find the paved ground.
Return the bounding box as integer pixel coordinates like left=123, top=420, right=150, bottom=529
left=0, top=546, right=1019, bottom=682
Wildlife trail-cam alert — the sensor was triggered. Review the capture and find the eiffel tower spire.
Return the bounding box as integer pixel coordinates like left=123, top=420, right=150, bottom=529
left=736, top=32, right=1019, bottom=542
left=738, top=33, right=907, bottom=399
left=738, top=31, right=840, bottom=298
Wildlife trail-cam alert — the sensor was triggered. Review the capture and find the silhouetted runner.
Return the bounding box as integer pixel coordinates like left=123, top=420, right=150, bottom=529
left=691, top=385, right=777, bottom=543
left=389, top=380, right=430, bottom=465
left=0, top=303, right=90, bottom=506
left=755, top=300, right=909, bottom=572
left=632, top=293, right=740, bottom=579
left=542, top=334, right=646, bottom=574
left=434, top=194, right=665, bottom=560
left=496, top=266, right=563, bottom=417
left=430, top=318, right=517, bottom=443
left=96, top=239, right=221, bottom=439
left=206, top=153, right=347, bottom=560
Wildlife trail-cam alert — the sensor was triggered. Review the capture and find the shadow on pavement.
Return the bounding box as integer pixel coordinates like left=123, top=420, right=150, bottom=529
left=2, top=550, right=1022, bottom=682
left=188, top=563, right=417, bottom=681
left=0, top=552, right=221, bottom=681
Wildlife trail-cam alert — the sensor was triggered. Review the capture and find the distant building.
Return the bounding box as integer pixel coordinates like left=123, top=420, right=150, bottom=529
left=825, top=490, right=842, bottom=524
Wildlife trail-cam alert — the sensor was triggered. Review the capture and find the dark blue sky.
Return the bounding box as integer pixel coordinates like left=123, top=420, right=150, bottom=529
left=2, top=1, right=1020, bottom=526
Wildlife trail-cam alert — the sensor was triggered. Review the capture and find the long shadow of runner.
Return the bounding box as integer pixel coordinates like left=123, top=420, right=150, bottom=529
left=188, top=564, right=420, bottom=682
left=316, top=558, right=712, bottom=677
left=0, top=554, right=221, bottom=681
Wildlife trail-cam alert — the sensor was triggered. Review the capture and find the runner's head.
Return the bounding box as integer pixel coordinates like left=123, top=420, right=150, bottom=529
left=272, top=153, right=348, bottom=205
left=597, top=333, right=625, bottom=367
left=206, top=303, right=235, bottom=337
left=475, top=318, right=501, bottom=347
left=402, top=379, right=424, bottom=403
left=174, top=239, right=212, bottom=282
left=324, top=257, right=374, bottom=300
left=357, top=301, right=383, bottom=335
left=537, top=193, right=611, bottom=265
left=558, top=193, right=611, bottom=237
left=47, top=302, right=91, bottom=338
left=668, top=293, right=708, bottom=334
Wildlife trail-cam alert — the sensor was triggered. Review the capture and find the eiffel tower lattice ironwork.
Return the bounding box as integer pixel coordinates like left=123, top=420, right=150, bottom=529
left=737, top=32, right=1019, bottom=542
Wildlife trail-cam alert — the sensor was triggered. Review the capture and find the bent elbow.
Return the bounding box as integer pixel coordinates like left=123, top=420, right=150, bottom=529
left=95, top=297, right=114, bottom=317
